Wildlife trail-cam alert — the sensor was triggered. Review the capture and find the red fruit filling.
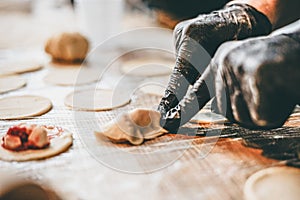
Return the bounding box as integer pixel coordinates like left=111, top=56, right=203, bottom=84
left=2, top=125, right=49, bottom=151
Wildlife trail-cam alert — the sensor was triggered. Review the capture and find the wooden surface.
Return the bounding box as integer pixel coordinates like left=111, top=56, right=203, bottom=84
left=0, top=1, right=299, bottom=200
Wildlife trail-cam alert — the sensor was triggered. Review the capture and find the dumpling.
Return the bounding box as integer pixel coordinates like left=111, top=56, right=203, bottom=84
left=95, top=108, right=168, bottom=145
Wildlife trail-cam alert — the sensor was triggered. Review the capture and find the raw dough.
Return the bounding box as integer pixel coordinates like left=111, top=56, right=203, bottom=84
left=64, top=89, right=131, bottom=111
left=0, top=61, right=42, bottom=76
left=45, top=32, right=89, bottom=63
left=139, top=84, right=166, bottom=96
left=191, top=112, right=227, bottom=124
left=44, top=67, right=100, bottom=86
left=244, top=167, right=300, bottom=200
left=139, top=77, right=169, bottom=96
left=0, top=95, right=52, bottom=120
left=0, top=75, right=26, bottom=94
left=120, top=59, right=173, bottom=77
left=95, top=108, right=167, bottom=145
left=0, top=126, right=73, bottom=161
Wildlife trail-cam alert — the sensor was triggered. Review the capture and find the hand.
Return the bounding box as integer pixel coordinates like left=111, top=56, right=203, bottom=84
left=164, top=27, right=300, bottom=131
left=158, top=3, right=272, bottom=132
left=211, top=32, right=300, bottom=128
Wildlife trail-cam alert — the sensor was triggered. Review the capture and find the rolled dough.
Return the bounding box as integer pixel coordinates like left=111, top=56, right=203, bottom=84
left=0, top=126, right=73, bottom=161
left=244, top=167, right=300, bottom=200
left=0, top=61, right=42, bottom=76
left=44, top=67, right=100, bottom=86
left=0, top=95, right=52, bottom=120
left=120, top=59, right=173, bottom=77
left=0, top=75, right=26, bottom=94
left=191, top=112, right=227, bottom=124
left=138, top=77, right=169, bottom=96
left=64, top=89, right=131, bottom=111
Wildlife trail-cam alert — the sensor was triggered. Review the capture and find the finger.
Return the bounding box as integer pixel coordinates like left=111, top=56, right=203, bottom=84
left=222, top=59, right=255, bottom=126
left=161, top=66, right=214, bottom=132
left=158, top=35, right=211, bottom=115
left=173, top=20, right=189, bottom=53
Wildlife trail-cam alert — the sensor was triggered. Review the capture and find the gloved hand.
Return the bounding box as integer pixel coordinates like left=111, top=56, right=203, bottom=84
left=212, top=31, right=300, bottom=129
left=164, top=20, right=300, bottom=132
left=158, top=3, right=272, bottom=132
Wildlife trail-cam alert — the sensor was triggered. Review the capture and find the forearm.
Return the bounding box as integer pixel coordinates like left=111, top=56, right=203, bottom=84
left=229, top=0, right=300, bottom=29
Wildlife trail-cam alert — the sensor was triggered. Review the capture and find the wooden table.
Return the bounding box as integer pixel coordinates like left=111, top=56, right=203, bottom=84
left=0, top=1, right=299, bottom=200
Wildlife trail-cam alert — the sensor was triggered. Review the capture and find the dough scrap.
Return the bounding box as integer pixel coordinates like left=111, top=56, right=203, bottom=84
left=0, top=95, right=52, bottom=120
left=45, top=32, right=89, bottom=63
left=244, top=167, right=300, bottom=200
left=95, top=109, right=168, bottom=145
left=44, top=67, right=100, bottom=86
left=64, top=89, right=130, bottom=111
left=0, top=61, right=42, bottom=76
left=0, top=126, right=73, bottom=161
left=0, top=75, right=26, bottom=94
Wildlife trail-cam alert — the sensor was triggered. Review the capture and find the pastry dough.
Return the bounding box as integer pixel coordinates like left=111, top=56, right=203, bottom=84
left=244, top=167, right=300, bottom=200
left=45, top=32, right=89, bottom=63
left=44, top=67, right=100, bottom=86
left=64, top=89, right=130, bottom=111
left=120, top=59, right=173, bottom=77
left=0, top=60, right=42, bottom=76
left=0, top=75, right=26, bottom=94
left=95, top=109, right=167, bottom=145
left=0, top=125, right=73, bottom=162
left=0, top=95, right=52, bottom=120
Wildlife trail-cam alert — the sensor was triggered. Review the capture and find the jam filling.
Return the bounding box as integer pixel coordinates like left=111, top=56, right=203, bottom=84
left=2, top=125, right=50, bottom=151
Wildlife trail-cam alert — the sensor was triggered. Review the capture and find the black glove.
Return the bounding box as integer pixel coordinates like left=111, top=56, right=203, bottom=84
left=158, top=3, right=272, bottom=132
left=212, top=31, right=300, bottom=129
left=167, top=21, right=300, bottom=131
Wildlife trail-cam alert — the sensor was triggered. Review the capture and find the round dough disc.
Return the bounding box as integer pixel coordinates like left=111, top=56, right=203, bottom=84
left=139, top=84, right=166, bottom=96
left=0, top=95, right=52, bottom=120
left=0, top=75, right=26, bottom=94
left=138, top=77, right=169, bottom=96
left=64, top=89, right=131, bottom=111
left=120, top=59, right=173, bottom=77
left=44, top=67, right=100, bottom=86
left=0, top=126, right=73, bottom=161
left=244, top=167, right=300, bottom=200
left=191, top=112, right=227, bottom=124
left=0, top=61, right=42, bottom=76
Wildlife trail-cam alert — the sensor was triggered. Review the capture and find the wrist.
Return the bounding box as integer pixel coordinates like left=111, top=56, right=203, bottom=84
left=222, top=3, right=272, bottom=38
left=227, top=0, right=277, bottom=27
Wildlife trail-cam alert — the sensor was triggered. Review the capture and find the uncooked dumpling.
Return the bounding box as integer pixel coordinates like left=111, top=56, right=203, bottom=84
left=45, top=32, right=89, bottom=63
left=95, top=109, right=168, bottom=145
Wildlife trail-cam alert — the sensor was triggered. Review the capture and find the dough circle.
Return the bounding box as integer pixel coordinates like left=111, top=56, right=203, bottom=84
left=244, top=167, right=300, bottom=200
left=0, top=61, right=42, bottom=76
left=64, top=89, right=131, bottom=111
left=44, top=67, right=100, bottom=86
left=138, top=77, right=169, bottom=96
left=0, top=95, right=52, bottom=120
left=120, top=59, right=173, bottom=77
left=139, top=84, right=166, bottom=96
left=0, top=126, right=73, bottom=161
left=0, top=75, right=26, bottom=94
left=191, top=112, right=227, bottom=124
